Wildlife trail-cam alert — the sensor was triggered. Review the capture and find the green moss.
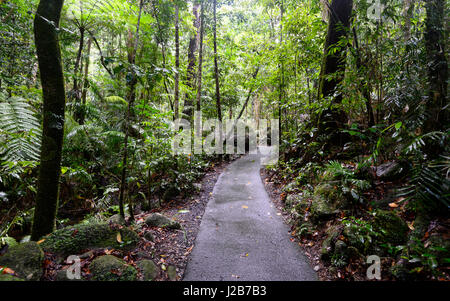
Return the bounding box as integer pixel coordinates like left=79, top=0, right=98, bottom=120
left=41, top=223, right=139, bottom=255
left=145, top=213, right=181, bottom=230
left=137, top=260, right=158, bottom=281
left=310, top=196, right=338, bottom=223
left=89, top=255, right=137, bottom=281
left=0, top=242, right=44, bottom=281
left=372, top=210, right=409, bottom=245
left=0, top=274, right=25, bottom=281
left=1, top=237, right=18, bottom=248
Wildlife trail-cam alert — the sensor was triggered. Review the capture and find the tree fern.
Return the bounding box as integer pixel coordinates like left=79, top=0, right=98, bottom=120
left=0, top=97, right=41, bottom=162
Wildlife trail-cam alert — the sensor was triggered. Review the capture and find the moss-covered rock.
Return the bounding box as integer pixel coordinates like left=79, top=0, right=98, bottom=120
left=89, top=255, right=137, bottom=281
left=0, top=274, right=25, bottom=281
left=314, top=184, right=341, bottom=202
left=0, top=241, right=44, bottom=281
left=137, top=260, right=158, bottom=281
left=145, top=213, right=181, bottom=230
left=108, top=214, right=126, bottom=225
left=167, top=265, right=177, bottom=281
left=310, top=196, right=339, bottom=223
left=372, top=210, right=409, bottom=245
left=54, top=269, right=83, bottom=281
left=40, top=223, right=139, bottom=255
left=320, top=225, right=341, bottom=261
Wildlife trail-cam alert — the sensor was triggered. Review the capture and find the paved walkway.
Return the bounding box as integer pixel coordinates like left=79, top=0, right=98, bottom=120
left=183, top=154, right=317, bottom=281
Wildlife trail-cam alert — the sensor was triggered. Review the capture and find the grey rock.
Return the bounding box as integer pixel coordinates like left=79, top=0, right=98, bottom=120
left=0, top=241, right=44, bottom=281
left=137, top=260, right=158, bottom=281
left=89, top=255, right=137, bottom=281
left=167, top=265, right=177, bottom=281
left=145, top=213, right=181, bottom=230
left=108, top=214, right=126, bottom=225
left=144, top=231, right=155, bottom=242
left=376, top=161, right=404, bottom=180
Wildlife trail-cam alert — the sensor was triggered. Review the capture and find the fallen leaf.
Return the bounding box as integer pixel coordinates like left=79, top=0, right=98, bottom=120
left=37, top=239, right=45, bottom=244
left=242, top=205, right=248, bottom=209
left=0, top=266, right=15, bottom=275
left=116, top=232, right=123, bottom=243
left=388, top=202, right=399, bottom=208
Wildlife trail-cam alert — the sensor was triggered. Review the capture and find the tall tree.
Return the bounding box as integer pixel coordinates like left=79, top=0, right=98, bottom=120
left=424, top=0, right=448, bottom=133
left=118, top=0, right=144, bottom=221
left=196, top=0, right=204, bottom=113
left=31, top=0, right=66, bottom=240
left=213, top=0, right=222, bottom=122
left=174, top=2, right=180, bottom=120
left=317, top=0, right=353, bottom=132
left=183, top=2, right=200, bottom=119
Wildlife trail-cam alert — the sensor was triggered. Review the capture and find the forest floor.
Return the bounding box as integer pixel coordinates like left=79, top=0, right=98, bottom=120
left=42, top=157, right=235, bottom=281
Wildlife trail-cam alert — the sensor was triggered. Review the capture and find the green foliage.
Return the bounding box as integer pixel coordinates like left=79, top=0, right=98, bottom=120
left=0, top=96, right=41, bottom=162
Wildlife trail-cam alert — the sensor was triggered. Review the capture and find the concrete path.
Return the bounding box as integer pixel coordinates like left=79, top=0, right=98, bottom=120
left=183, top=154, right=317, bottom=281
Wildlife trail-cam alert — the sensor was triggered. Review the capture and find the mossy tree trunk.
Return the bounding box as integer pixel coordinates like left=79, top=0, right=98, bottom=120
left=213, top=0, right=222, bottom=123
left=31, top=0, right=66, bottom=241
left=174, top=3, right=180, bottom=120
left=183, top=2, right=200, bottom=120
left=424, top=0, right=448, bottom=133
left=317, top=0, right=353, bottom=134
left=118, top=0, right=144, bottom=221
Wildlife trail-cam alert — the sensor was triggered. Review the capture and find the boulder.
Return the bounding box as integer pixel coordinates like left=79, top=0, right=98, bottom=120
left=108, top=214, right=126, bottom=225
left=137, top=260, right=158, bottom=281
left=310, top=196, right=339, bottom=223
left=55, top=269, right=83, bottom=281
left=284, top=193, right=303, bottom=208
left=376, top=161, right=404, bottom=180
left=144, top=231, right=155, bottom=242
left=89, top=255, right=137, bottom=281
left=372, top=210, right=409, bottom=245
left=145, top=213, right=181, bottom=230
left=167, top=265, right=177, bottom=281
left=0, top=242, right=44, bottom=281
left=40, top=223, right=140, bottom=255
left=320, top=225, right=341, bottom=261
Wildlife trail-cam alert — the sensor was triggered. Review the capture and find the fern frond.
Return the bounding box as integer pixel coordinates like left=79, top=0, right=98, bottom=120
left=0, top=97, right=41, bottom=161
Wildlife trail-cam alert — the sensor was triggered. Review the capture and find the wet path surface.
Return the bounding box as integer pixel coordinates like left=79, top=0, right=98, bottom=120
left=183, top=154, right=317, bottom=281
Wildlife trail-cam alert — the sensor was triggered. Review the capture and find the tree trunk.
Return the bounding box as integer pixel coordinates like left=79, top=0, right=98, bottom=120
left=196, top=1, right=204, bottom=113
left=31, top=0, right=66, bottom=241
left=79, top=37, right=92, bottom=125
left=213, top=0, right=222, bottom=122
left=403, top=0, right=414, bottom=41
left=317, top=0, right=353, bottom=133
left=183, top=2, right=200, bottom=119
left=424, top=0, right=448, bottom=133
left=174, top=4, right=180, bottom=120
left=352, top=26, right=375, bottom=127
left=278, top=0, right=284, bottom=140
left=118, top=0, right=144, bottom=221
